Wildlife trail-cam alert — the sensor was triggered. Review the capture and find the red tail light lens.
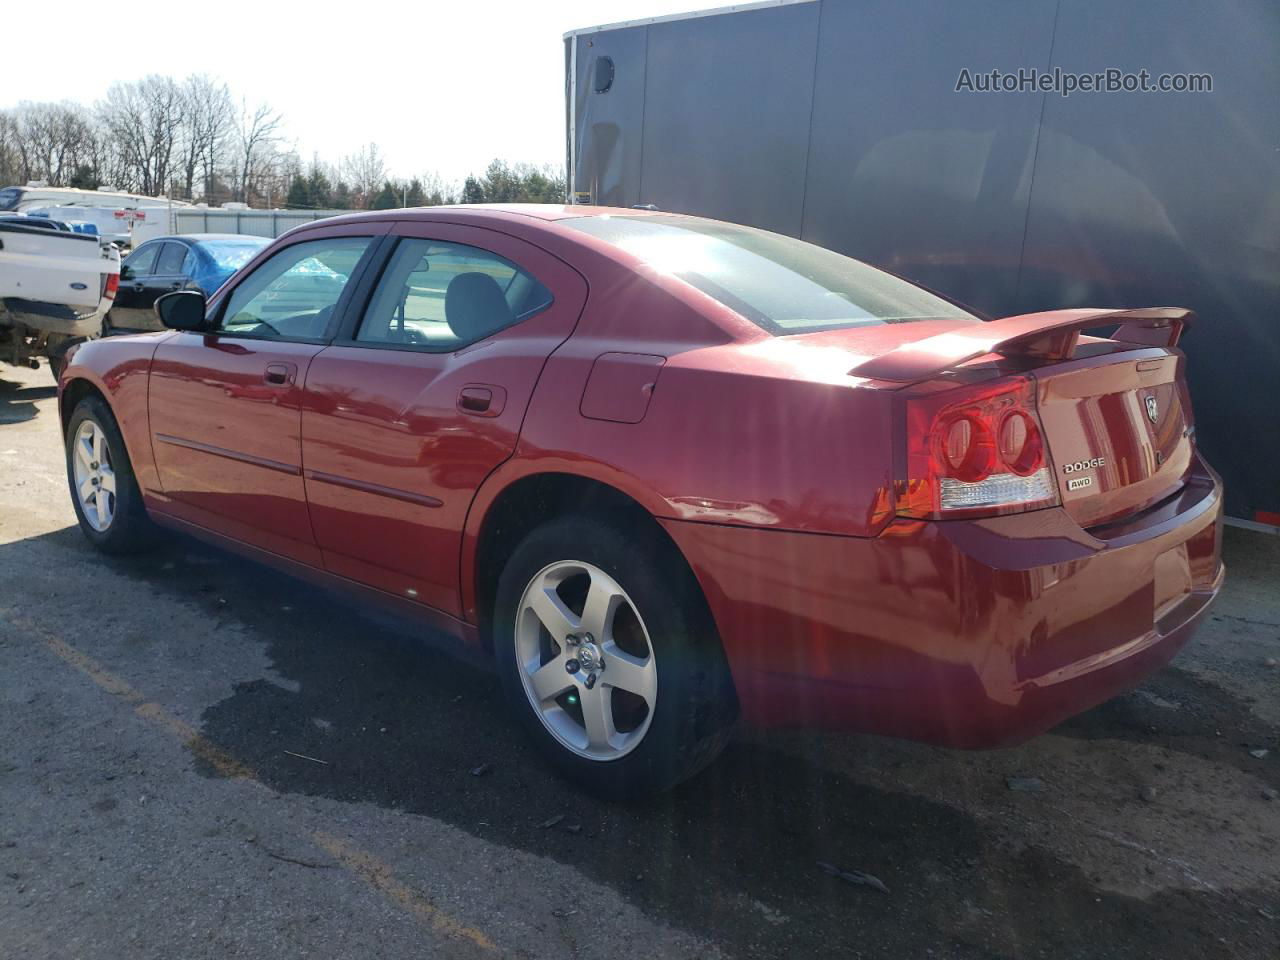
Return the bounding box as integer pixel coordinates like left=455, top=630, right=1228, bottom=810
left=898, top=377, right=1059, bottom=519
left=103, top=272, right=119, bottom=300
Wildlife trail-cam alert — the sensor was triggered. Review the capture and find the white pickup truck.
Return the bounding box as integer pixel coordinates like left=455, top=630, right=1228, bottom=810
left=0, top=220, right=121, bottom=379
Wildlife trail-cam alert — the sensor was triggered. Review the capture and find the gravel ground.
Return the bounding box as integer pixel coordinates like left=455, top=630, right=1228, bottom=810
left=1, top=362, right=1277, bottom=959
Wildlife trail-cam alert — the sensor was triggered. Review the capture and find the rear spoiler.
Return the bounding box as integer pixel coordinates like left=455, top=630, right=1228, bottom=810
left=850, top=308, right=1193, bottom=383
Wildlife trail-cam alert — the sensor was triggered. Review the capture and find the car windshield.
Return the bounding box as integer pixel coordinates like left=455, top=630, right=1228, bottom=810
left=0, top=188, right=23, bottom=211
left=563, top=214, right=980, bottom=335
left=201, top=238, right=269, bottom=271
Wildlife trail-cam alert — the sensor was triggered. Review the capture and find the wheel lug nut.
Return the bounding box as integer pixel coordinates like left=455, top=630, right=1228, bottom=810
left=565, top=659, right=580, bottom=675
left=583, top=673, right=597, bottom=690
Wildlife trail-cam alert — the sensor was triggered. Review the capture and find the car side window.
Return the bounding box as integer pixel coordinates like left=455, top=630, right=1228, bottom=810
left=157, top=242, right=188, bottom=275
left=355, top=239, right=553, bottom=350
left=217, top=237, right=373, bottom=341
left=180, top=248, right=198, bottom=277
left=123, top=243, right=160, bottom=277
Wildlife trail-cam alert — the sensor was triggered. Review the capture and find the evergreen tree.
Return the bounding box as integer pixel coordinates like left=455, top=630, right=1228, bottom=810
left=306, top=166, right=333, bottom=208
left=284, top=176, right=310, bottom=209
left=405, top=178, right=426, bottom=207
left=331, top=181, right=353, bottom=209
left=68, top=164, right=99, bottom=190
left=462, top=176, right=484, bottom=204
left=370, top=180, right=399, bottom=210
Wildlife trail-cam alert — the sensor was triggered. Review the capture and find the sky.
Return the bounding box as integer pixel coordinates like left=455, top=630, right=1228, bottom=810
left=1, top=0, right=701, bottom=186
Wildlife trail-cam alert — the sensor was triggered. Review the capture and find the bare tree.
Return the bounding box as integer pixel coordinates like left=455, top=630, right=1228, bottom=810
left=0, top=102, right=99, bottom=187
left=416, top=170, right=460, bottom=205
left=0, top=112, right=22, bottom=186
left=342, top=143, right=387, bottom=208
left=178, top=75, right=233, bottom=201
left=99, top=76, right=184, bottom=196
left=234, top=100, right=282, bottom=203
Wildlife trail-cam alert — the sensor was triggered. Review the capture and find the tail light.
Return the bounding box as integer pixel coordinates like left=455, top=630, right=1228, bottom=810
left=897, top=377, right=1059, bottom=519
left=102, top=272, right=119, bottom=301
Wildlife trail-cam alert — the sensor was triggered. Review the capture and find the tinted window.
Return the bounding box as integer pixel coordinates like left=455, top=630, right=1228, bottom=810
left=124, top=243, right=161, bottom=277
left=157, top=242, right=188, bottom=275
left=356, top=239, right=552, bottom=349
left=0, top=188, right=21, bottom=211
left=564, top=215, right=979, bottom=335
left=219, top=237, right=372, bottom=340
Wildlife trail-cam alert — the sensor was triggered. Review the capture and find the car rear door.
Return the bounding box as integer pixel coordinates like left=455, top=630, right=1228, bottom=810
left=147, top=225, right=387, bottom=565
left=300, top=221, right=587, bottom=616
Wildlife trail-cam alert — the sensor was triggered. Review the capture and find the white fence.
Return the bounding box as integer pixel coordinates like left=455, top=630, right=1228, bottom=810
left=127, top=206, right=345, bottom=246
left=168, top=207, right=344, bottom=239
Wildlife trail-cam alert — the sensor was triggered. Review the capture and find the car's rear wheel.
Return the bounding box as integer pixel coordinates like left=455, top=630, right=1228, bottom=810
left=493, top=515, right=736, bottom=797
left=65, top=395, right=157, bottom=554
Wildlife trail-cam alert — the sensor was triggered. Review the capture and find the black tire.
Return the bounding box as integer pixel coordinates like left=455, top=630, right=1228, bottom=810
left=493, top=515, right=737, bottom=797
left=47, top=335, right=81, bottom=383
left=65, top=394, right=158, bottom=554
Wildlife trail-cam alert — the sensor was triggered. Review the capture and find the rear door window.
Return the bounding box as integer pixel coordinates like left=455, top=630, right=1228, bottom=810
left=355, top=239, right=552, bottom=350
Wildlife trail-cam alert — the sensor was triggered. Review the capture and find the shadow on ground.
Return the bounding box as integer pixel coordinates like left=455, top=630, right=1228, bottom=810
left=0, top=376, right=56, bottom=425
left=17, top=525, right=1280, bottom=959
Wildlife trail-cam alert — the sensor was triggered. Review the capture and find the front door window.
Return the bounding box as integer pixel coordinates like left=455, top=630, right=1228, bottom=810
left=218, top=237, right=372, bottom=341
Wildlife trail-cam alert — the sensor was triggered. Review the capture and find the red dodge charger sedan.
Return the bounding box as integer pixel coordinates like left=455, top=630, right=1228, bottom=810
left=58, top=205, right=1224, bottom=794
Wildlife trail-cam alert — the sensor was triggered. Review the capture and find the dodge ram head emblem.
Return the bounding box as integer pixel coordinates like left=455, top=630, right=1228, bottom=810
left=1145, top=395, right=1159, bottom=424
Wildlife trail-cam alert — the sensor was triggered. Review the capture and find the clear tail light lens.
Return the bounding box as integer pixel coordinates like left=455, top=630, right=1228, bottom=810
left=898, top=377, right=1059, bottom=519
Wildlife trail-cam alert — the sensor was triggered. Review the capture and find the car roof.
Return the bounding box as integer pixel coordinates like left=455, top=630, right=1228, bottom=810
left=292, top=203, right=673, bottom=227
left=164, top=233, right=273, bottom=245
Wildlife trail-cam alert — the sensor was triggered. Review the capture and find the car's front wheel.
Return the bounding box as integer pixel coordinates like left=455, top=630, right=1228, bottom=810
left=65, top=395, right=157, bottom=553
left=493, top=515, right=737, bottom=797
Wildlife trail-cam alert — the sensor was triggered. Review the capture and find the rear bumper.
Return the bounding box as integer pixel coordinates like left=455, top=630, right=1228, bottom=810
left=2, top=296, right=106, bottom=339
left=660, top=455, right=1224, bottom=747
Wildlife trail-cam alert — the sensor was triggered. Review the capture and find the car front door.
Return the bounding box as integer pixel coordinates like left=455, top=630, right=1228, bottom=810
left=147, top=227, right=385, bottom=565
left=300, top=222, right=588, bottom=616
left=111, top=240, right=162, bottom=330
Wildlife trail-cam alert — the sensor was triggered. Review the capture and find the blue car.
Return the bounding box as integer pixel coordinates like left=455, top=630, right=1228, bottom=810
left=109, top=233, right=270, bottom=332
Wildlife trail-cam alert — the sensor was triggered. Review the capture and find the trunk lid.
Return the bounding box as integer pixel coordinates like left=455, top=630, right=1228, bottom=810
left=845, top=306, right=1197, bottom=527
left=1034, top=351, right=1193, bottom=527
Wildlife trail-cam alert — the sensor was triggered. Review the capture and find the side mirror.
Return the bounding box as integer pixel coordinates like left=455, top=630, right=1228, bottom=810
left=155, top=289, right=209, bottom=331
left=119, top=264, right=132, bottom=281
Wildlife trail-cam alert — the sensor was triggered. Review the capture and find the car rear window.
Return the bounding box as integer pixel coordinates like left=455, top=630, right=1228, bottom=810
left=563, top=215, right=979, bottom=335
left=0, top=188, right=21, bottom=211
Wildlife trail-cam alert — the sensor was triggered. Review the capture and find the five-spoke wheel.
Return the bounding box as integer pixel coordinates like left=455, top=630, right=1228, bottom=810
left=516, top=560, right=658, bottom=760
left=495, top=514, right=737, bottom=796
left=71, top=419, right=117, bottom=531
left=65, top=394, right=156, bottom=554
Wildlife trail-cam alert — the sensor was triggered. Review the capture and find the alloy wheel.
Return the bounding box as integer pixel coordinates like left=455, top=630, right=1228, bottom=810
left=515, top=560, right=658, bottom=761
left=72, top=419, right=116, bottom=532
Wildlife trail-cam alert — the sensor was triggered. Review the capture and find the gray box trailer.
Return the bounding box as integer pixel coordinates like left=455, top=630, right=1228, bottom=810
left=565, top=0, right=1280, bottom=526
